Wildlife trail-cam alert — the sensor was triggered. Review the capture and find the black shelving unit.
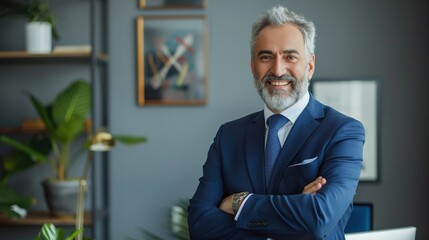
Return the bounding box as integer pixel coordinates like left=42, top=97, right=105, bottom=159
left=0, top=0, right=109, bottom=239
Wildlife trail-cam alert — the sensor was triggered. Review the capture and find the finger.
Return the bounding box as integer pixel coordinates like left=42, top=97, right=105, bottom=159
left=303, top=181, right=318, bottom=192
left=303, top=181, right=322, bottom=193
left=314, top=176, right=327, bottom=186
left=303, top=181, right=317, bottom=192
left=303, top=177, right=325, bottom=192
left=310, top=178, right=328, bottom=193
left=320, top=177, right=327, bottom=185
left=309, top=183, right=322, bottom=194
left=303, top=183, right=321, bottom=194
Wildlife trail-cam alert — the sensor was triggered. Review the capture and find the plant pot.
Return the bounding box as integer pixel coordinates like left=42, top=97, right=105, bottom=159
left=42, top=179, right=80, bottom=217
left=26, top=21, right=52, bottom=53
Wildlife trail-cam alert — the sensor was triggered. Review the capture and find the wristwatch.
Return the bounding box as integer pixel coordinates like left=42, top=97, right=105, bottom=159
left=232, top=192, right=249, bottom=215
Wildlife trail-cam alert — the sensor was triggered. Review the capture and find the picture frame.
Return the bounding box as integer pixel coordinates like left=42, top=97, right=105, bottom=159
left=310, top=79, right=380, bottom=182
left=136, top=15, right=208, bottom=106
left=139, top=0, right=207, bottom=9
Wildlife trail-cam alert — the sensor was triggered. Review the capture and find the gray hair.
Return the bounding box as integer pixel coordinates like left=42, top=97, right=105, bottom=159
left=250, top=5, right=316, bottom=60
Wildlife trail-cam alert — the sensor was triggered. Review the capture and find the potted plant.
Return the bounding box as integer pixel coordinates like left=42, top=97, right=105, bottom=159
left=0, top=0, right=59, bottom=52
left=0, top=80, right=147, bottom=216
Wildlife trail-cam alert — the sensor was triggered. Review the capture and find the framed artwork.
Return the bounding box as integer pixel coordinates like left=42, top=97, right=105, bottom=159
left=136, top=15, right=208, bottom=106
left=311, top=79, right=380, bottom=182
left=139, top=0, right=207, bottom=9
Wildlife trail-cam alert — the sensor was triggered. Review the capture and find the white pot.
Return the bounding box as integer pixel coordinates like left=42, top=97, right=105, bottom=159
left=26, top=21, right=52, bottom=53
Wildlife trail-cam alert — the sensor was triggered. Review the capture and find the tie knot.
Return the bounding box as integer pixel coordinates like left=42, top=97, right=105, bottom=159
left=267, top=114, right=288, bottom=131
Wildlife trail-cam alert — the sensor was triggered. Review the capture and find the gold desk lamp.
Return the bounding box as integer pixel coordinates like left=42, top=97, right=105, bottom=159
left=76, top=129, right=115, bottom=240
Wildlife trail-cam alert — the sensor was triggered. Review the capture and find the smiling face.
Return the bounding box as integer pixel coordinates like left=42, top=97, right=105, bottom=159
left=251, top=23, right=315, bottom=113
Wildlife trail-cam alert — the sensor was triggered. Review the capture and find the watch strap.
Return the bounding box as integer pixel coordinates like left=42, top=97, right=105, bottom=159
left=232, top=192, right=249, bottom=215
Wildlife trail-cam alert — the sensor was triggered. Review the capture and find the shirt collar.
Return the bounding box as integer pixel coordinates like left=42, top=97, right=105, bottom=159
left=264, top=91, right=310, bottom=127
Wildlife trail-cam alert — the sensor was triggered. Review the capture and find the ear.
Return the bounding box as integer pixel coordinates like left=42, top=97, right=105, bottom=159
left=307, top=54, right=316, bottom=80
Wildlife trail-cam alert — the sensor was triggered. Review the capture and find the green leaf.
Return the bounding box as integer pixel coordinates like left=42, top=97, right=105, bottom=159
left=0, top=135, right=48, bottom=163
left=113, top=135, right=147, bottom=145
left=171, top=199, right=190, bottom=240
left=28, top=93, right=55, bottom=133
left=0, top=134, right=51, bottom=183
left=65, top=229, right=83, bottom=240
left=53, top=80, right=90, bottom=124
left=39, top=223, right=58, bottom=239
left=54, top=115, right=86, bottom=143
left=34, top=223, right=85, bottom=240
left=2, top=152, right=36, bottom=182
left=51, top=80, right=90, bottom=143
left=0, top=185, right=33, bottom=218
left=56, top=228, right=65, bottom=240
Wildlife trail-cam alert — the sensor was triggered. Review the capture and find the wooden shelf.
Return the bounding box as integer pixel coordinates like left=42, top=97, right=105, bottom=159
left=0, top=211, right=92, bottom=226
left=0, top=51, right=108, bottom=63
left=0, top=119, right=92, bottom=134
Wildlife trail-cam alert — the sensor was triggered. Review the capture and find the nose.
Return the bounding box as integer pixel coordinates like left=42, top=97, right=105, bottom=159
left=270, top=56, right=287, bottom=77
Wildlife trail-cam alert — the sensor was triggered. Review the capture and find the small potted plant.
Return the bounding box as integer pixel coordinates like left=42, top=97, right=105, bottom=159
left=0, top=0, right=59, bottom=52
left=0, top=80, right=147, bottom=216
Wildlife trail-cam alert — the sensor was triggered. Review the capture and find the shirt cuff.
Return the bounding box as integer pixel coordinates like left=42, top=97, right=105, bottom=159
left=234, top=193, right=252, bottom=221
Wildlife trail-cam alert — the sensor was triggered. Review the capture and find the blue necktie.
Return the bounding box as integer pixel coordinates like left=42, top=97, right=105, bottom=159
left=265, top=114, right=288, bottom=187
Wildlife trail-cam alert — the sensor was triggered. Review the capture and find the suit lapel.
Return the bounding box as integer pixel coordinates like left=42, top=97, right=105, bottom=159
left=267, top=96, right=324, bottom=193
left=245, top=112, right=266, bottom=194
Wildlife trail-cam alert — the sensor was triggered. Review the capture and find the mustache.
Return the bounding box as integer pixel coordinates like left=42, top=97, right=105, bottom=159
left=263, top=74, right=297, bottom=83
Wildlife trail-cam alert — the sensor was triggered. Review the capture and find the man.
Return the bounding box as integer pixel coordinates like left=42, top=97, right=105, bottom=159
left=188, top=5, right=365, bottom=240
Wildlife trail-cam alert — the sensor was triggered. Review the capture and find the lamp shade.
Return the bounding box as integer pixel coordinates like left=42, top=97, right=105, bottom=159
left=89, top=130, right=115, bottom=151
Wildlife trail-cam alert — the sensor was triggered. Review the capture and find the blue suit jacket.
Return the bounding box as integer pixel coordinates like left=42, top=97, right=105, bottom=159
left=188, top=95, right=365, bottom=240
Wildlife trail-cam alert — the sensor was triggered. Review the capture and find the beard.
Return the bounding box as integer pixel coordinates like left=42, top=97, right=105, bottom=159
left=253, top=70, right=309, bottom=113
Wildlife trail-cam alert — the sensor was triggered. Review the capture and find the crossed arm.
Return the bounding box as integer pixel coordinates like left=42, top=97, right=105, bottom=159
left=188, top=173, right=332, bottom=239
left=219, top=176, right=327, bottom=215
left=188, top=116, right=364, bottom=239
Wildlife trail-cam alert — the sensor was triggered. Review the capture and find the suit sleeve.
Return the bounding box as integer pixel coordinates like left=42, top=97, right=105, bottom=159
left=188, top=126, right=267, bottom=240
left=236, top=119, right=365, bottom=239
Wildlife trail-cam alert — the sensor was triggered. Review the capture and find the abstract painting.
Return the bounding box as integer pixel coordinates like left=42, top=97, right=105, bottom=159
left=136, top=15, right=207, bottom=105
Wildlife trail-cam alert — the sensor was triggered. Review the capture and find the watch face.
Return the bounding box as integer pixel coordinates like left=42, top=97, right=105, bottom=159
left=236, top=192, right=247, bottom=197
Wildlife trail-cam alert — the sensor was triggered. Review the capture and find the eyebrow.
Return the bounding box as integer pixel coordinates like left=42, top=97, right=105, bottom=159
left=257, top=49, right=300, bottom=56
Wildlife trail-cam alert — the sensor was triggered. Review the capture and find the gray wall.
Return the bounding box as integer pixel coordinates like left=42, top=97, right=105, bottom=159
left=0, top=0, right=428, bottom=239
left=108, top=0, right=429, bottom=239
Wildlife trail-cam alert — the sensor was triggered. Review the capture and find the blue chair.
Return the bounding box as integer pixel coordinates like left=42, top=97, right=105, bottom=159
left=345, top=202, right=373, bottom=233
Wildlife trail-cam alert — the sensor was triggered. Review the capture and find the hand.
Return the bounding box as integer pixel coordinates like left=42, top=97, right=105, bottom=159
left=219, top=193, right=235, bottom=215
left=302, top=176, right=327, bottom=194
